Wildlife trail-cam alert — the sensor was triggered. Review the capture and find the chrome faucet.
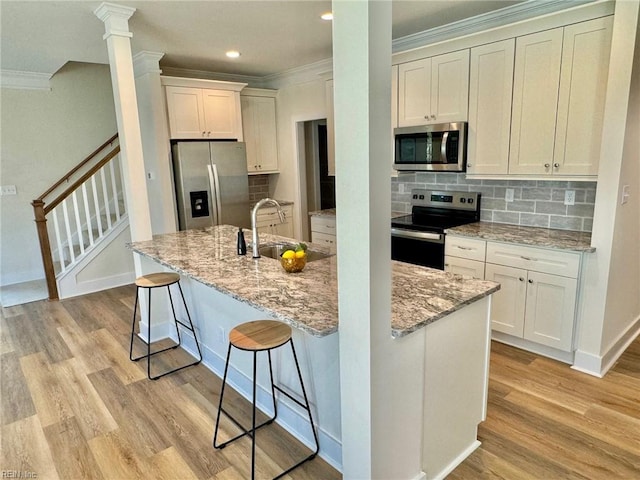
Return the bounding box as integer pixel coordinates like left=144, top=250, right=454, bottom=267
left=251, top=198, right=285, bottom=258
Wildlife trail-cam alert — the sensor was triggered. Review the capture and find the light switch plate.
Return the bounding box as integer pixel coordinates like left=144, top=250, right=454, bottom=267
left=621, top=185, right=630, bottom=205
left=0, top=185, right=17, bottom=195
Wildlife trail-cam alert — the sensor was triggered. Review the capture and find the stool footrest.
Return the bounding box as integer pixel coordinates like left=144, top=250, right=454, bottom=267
left=273, top=385, right=307, bottom=410
left=214, top=406, right=276, bottom=449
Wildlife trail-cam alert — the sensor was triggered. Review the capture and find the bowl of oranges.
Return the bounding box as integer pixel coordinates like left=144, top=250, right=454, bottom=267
left=280, top=243, right=307, bottom=273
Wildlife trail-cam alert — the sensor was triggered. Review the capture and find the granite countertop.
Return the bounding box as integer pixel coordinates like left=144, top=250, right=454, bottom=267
left=308, top=208, right=407, bottom=219
left=129, top=225, right=499, bottom=338
left=446, top=222, right=595, bottom=253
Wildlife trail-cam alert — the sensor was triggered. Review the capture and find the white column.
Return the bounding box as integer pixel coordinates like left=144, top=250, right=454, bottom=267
left=133, top=51, right=178, bottom=235
left=95, top=4, right=171, bottom=343
left=94, top=2, right=152, bottom=243
left=333, top=2, right=398, bottom=478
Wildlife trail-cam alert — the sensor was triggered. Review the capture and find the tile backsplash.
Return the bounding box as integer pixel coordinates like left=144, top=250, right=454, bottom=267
left=248, top=175, right=270, bottom=202
left=391, top=173, right=596, bottom=232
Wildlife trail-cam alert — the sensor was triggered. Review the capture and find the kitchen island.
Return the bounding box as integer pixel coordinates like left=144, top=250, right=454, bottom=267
left=129, top=224, right=499, bottom=479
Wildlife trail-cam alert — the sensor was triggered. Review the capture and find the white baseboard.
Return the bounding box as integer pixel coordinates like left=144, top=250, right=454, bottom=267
left=60, top=271, right=135, bottom=300
left=171, top=329, right=344, bottom=472
left=573, top=314, right=640, bottom=377
left=429, top=440, right=481, bottom=480
left=491, top=331, right=574, bottom=364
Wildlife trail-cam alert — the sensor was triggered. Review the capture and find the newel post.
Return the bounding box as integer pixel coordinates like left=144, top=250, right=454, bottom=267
left=32, top=200, right=59, bottom=300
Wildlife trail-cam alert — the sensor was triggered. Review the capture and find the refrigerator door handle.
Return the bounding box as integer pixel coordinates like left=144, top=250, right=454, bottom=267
left=207, top=164, right=220, bottom=226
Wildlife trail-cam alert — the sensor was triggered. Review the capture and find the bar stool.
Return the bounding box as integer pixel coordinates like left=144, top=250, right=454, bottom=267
left=129, top=272, right=202, bottom=380
left=213, top=320, right=319, bottom=479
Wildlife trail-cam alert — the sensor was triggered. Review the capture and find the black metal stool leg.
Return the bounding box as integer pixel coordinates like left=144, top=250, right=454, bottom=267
left=129, top=286, right=140, bottom=361
left=166, top=285, right=182, bottom=347
left=177, top=281, right=203, bottom=362
left=147, top=288, right=152, bottom=380
left=213, top=342, right=233, bottom=448
left=251, top=351, right=257, bottom=480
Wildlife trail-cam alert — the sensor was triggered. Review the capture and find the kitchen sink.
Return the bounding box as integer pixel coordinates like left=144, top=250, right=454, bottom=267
left=258, top=243, right=334, bottom=262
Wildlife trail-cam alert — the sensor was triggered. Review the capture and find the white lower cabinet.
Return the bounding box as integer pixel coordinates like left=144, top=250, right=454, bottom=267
left=310, top=215, right=336, bottom=251
left=485, top=243, right=579, bottom=352
left=444, top=236, right=486, bottom=279
left=255, top=204, right=293, bottom=238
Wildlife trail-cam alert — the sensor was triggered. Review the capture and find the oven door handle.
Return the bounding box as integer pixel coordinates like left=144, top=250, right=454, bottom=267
left=391, top=228, right=444, bottom=243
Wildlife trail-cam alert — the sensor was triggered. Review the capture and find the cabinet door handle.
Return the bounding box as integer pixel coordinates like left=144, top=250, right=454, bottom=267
left=544, top=163, right=550, bottom=168
left=467, top=163, right=472, bottom=168
left=456, top=246, right=471, bottom=250
left=202, top=131, right=206, bottom=136
left=528, top=279, right=534, bottom=284
left=519, top=277, right=525, bottom=282
left=554, top=163, right=560, bottom=168
left=520, top=255, right=537, bottom=261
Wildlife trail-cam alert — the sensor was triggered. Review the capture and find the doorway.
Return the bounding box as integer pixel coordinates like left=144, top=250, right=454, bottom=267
left=298, top=119, right=336, bottom=241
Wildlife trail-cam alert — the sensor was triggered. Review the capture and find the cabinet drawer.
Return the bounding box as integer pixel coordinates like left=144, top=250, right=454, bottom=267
left=310, top=215, right=336, bottom=235
left=256, top=205, right=292, bottom=221
left=311, top=231, right=336, bottom=247
left=486, top=242, right=580, bottom=278
left=444, top=256, right=485, bottom=280
left=445, top=236, right=486, bottom=262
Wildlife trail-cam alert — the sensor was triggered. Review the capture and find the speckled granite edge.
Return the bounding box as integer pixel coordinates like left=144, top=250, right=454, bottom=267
left=446, top=222, right=595, bottom=252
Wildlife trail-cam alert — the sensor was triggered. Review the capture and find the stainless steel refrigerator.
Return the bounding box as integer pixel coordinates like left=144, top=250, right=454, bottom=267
left=172, top=141, right=251, bottom=230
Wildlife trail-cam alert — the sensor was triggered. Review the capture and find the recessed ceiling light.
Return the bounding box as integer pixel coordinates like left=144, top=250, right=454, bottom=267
left=226, top=50, right=241, bottom=59
left=321, top=12, right=333, bottom=21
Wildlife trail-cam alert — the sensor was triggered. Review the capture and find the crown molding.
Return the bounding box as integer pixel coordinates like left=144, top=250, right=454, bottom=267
left=392, top=0, right=596, bottom=53
left=160, top=66, right=265, bottom=87
left=261, top=57, right=333, bottom=89
left=0, top=70, right=52, bottom=90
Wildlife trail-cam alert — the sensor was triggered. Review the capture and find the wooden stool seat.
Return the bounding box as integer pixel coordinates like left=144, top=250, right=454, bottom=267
left=214, top=319, right=319, bottom=479
left=135, top=272, right=180, bottom=288
left=230, top=320, right=292, bottom=351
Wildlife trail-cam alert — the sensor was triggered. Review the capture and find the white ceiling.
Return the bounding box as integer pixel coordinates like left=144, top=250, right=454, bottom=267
left=1, top=0, right=525, bottom=78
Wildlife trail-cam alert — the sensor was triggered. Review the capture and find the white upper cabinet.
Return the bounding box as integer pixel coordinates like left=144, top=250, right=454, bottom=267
left=554, top=16, right=613, bottom=176
left=467, top=39, right=515, bottom=175
left=507, top=17, right=612, bottom=177
left=398, top=50, right=469, bottom=127
left=509, top=28, right=564, bottom=175
left=241, top=92, right=279, bottom=174
left=162, top=77, right=246, bottom=140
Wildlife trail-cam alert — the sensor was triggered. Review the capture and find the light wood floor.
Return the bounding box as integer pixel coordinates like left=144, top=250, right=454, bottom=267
left=2, top=285, right=639, bottom=479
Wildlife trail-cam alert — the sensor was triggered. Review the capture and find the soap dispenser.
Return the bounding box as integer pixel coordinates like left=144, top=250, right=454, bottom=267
left=237, top=228, right=247, bottom=255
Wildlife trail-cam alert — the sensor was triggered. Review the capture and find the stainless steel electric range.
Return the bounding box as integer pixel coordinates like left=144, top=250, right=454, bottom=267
left=391, top=189, right=481, bottom=269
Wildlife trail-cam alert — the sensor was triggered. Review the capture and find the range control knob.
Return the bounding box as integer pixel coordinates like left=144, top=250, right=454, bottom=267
left=419, top=195, right=425, bottom=200
left=413, top=194, right=418, bottom=199
left=461, top=198, right=466, bottom=204
left=468, top=198, right=474, bottom=204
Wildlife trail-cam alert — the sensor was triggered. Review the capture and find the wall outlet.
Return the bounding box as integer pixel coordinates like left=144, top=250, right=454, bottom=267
left=505, top=188, right=514, bottom=203
left=218, top=326, right=226, bottom=344
left=564, top=190, right=575, bottom=206
left=399, top=183, right=405, bottom=194
left=0, top=185, right=17, bottom=195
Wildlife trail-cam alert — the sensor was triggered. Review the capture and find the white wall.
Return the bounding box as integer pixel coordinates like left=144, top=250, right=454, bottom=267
left=0, top=62, right=118, bottom=286
left=601, top=7, right=640, bottom=353
left=575, top=1, right=640, bottom=375
left=271, top=79, right=328, bottom=238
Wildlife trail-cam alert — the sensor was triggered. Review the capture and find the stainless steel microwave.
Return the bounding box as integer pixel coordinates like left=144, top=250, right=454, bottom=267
left=393, top=122, right=467, bottom=172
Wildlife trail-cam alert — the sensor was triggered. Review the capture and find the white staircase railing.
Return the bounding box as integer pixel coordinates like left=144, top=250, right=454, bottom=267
left=33, top=134, right=125, bottom=300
